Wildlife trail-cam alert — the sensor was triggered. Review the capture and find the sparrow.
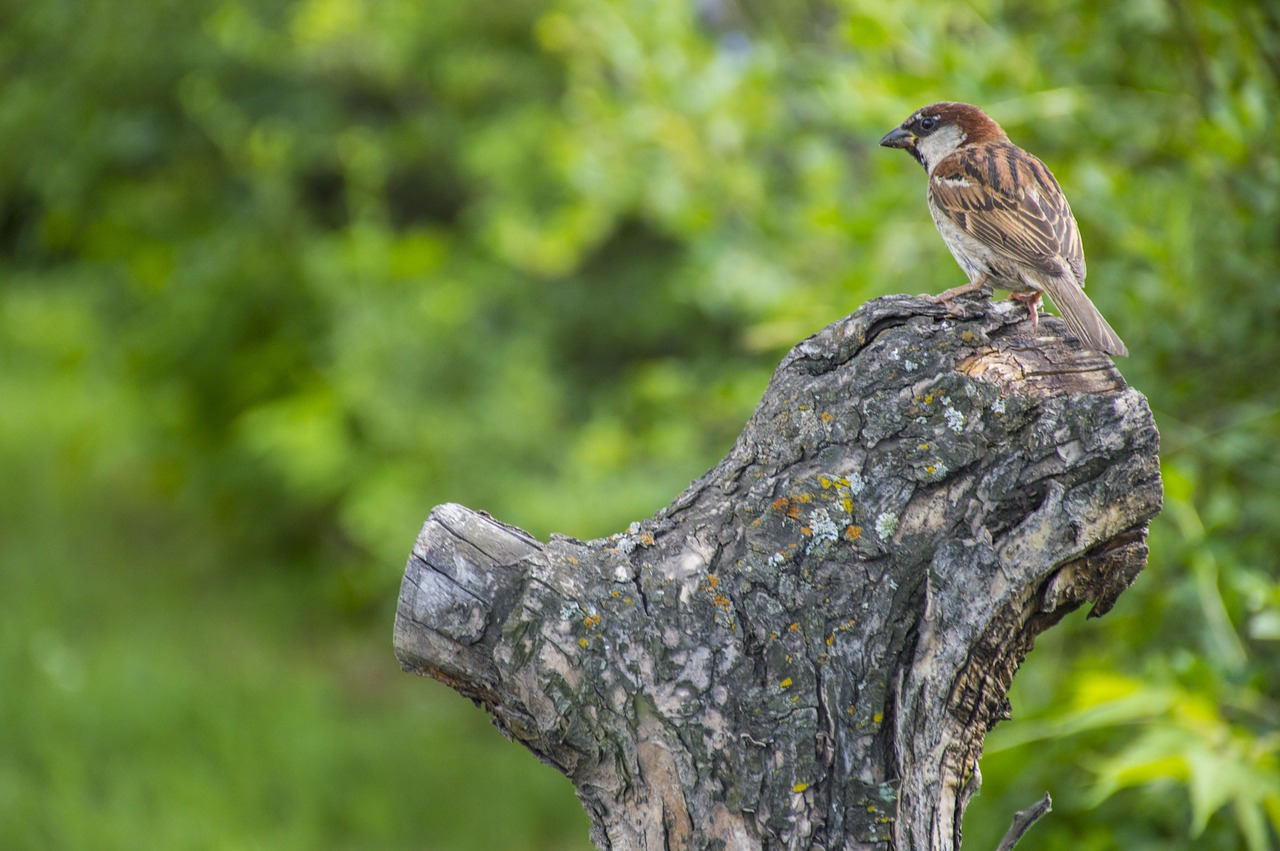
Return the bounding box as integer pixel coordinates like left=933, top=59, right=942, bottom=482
left=879, top=102, right=1127, bottom=357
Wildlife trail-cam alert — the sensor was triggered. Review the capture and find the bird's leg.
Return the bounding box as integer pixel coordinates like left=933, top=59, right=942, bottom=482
left=926, top=273, right=990, bottom=305
left=1008, top=291, right=1042, bottom=333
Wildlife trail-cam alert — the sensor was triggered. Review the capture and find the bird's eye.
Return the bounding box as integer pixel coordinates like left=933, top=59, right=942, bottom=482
left=919, top=116, right=938, bottom=132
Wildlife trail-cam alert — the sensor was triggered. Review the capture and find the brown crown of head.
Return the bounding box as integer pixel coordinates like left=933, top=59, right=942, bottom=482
left=880, top=101, right=1009, bottom=154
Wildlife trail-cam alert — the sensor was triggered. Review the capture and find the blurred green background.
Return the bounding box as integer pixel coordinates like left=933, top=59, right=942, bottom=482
left=1, top=0, right=1277, bottom=848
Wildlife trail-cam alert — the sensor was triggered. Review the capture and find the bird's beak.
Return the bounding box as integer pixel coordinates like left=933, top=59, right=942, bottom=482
left=879, top=126, right=915, bottom=149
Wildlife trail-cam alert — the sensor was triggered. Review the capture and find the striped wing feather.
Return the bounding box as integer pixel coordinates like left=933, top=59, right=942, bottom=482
left=929, top=144, right=1086, bottom=284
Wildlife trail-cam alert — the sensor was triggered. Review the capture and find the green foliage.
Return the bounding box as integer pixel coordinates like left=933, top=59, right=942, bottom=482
left=0, top=503, right=592, bottom=850
left=1, top=0, right=1277, bottom=847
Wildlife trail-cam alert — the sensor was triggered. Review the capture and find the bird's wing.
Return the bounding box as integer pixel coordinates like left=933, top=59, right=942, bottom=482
left=929, top=144, right=1086, bottom=283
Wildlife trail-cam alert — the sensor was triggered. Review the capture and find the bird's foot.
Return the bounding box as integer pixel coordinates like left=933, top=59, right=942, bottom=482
left=925, top=275, right=990, bottom=306
left=1008, top=292, right=1043, bottom=333
left=924, top=276, right=990, bottom=318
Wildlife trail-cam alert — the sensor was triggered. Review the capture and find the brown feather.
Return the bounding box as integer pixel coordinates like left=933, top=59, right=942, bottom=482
left=929, top=144, right=1084, bottom=282
left=1038, top=274, right=1129, bottom=357
left=927, top=103, right=1009, bottom=146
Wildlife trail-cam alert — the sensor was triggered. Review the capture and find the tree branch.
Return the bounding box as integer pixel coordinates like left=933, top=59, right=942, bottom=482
left=995, top=793, right=1052, bottom=851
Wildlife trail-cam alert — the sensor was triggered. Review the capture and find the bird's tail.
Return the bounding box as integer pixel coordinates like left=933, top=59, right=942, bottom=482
left=1040, top=277, right=1129, bottom=357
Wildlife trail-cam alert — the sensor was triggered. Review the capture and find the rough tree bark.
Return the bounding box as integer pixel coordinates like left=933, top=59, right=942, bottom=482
left=393, top=294, right=1162, bottom=851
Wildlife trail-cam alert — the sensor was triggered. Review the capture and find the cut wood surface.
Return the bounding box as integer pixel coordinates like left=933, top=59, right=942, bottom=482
left=394, top=294, right=1162, bottom=850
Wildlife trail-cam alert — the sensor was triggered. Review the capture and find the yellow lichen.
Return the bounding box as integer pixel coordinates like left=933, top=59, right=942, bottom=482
left=779, top=678, right=793, bottom=689
left=793, top=782, right=809, bottom=793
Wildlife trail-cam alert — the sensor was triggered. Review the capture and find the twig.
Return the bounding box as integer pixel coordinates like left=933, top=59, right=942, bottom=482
left=995, top=792, right=1052, bottom=851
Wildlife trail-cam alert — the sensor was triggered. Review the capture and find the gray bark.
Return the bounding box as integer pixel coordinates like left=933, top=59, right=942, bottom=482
left=393, top=294, right=1163, bottom=851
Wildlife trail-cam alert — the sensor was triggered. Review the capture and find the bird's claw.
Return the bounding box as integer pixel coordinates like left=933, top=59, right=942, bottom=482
left=920, top=293, right=977, bottom=319
left=1008, top=292, right=1043, bottom=334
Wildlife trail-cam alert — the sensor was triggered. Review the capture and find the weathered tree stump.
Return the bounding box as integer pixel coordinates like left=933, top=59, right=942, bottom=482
left=393, top=294, right=1162, bottom=851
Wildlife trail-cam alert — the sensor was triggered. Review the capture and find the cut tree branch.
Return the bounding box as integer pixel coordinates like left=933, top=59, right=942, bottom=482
left=394, top=294, right=1162, bottom=850
left=995, top=792, right=1052, bottom=851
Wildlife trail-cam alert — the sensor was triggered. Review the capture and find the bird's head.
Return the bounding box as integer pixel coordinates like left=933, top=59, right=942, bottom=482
left=879, top=102, right=1008, bottom=172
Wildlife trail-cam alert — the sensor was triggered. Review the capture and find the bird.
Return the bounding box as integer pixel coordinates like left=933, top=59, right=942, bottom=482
left=879, top=101, right=1127, bottom=357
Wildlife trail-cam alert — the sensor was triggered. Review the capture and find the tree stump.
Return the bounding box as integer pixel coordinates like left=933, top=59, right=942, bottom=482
left=393, top=294, right=1162, bottom=851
